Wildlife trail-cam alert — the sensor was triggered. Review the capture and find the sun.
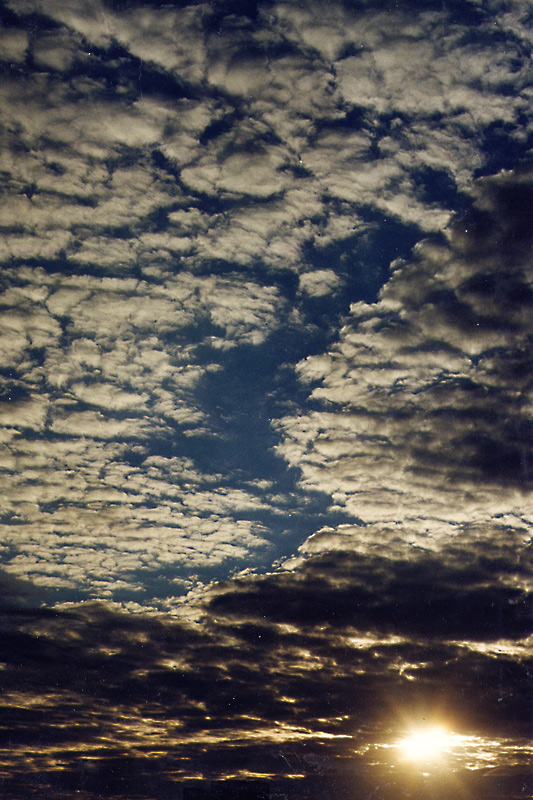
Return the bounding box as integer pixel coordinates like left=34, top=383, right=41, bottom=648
left=398, top=724, right=452, bottom=762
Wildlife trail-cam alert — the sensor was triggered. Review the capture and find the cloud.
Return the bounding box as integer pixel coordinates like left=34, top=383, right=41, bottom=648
left=0, top=256, right=295, bottom=598
left=299, top=270, right=342, bottom=298
left=181, top=144, right=290, bottom=199
left=276, top=169, right=532, bottom=534
left=0, top=576, right=530, bottom=794
left=0, top=7, right=529, bottom=794
left=0, top=0, right=529, bottom=615
left=209, top=548, right=532, bottom=642
left=2, top=0, right=530, bottom=291
left=0, top=23, right=28, bottom=63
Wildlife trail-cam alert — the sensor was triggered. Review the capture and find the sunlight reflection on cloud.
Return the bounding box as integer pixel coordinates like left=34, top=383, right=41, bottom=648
left=369, top=727, right=533, bottom=774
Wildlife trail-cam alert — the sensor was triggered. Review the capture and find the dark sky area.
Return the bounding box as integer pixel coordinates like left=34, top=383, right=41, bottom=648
left=0, top=0, right=531, bottom=797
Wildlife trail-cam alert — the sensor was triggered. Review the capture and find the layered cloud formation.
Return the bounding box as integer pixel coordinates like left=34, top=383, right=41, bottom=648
left=278, top=169, right=532, bottom=553
left=0, top=546, right=531, bottom=798
left=0, top=0, right=531, bottom=606
left=0, top=0, right=531, bottom=796
left=1, top=167, right=531, bottom=796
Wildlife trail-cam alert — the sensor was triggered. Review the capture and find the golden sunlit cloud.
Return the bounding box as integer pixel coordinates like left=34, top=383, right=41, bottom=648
left=368, top=718, right=533, bottom=777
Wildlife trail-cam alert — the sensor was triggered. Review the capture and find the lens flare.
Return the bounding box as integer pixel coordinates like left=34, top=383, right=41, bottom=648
left=398, top=724, right=452, bottom=761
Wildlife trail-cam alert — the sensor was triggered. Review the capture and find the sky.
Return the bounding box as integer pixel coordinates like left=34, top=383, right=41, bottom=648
left=0, top=0, right=531, bottom=797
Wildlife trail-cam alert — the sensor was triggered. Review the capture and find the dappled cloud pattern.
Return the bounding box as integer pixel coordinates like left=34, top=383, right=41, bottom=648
left=277, top=169, right=532, bottom=555
left=0, top=0, right=531, bottom=797
left=0, top=0, right=531, bottom=604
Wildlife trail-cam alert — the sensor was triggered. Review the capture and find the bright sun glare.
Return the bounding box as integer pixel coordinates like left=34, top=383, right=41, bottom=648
left=398, top=725, right=452, bottom=761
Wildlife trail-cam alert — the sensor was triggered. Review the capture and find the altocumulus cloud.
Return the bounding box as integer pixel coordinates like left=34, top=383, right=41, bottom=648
left=0, top=0, right=530, bottom=607
left=0, top=0, right=531, bottom=797
left=0, top=267, right=285, bottom=598
left=277, top=169, right=532, bottom=556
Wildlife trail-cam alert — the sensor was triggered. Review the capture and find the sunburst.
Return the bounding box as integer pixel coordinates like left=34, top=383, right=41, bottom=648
left=398, top=724, right=453, bottom=762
